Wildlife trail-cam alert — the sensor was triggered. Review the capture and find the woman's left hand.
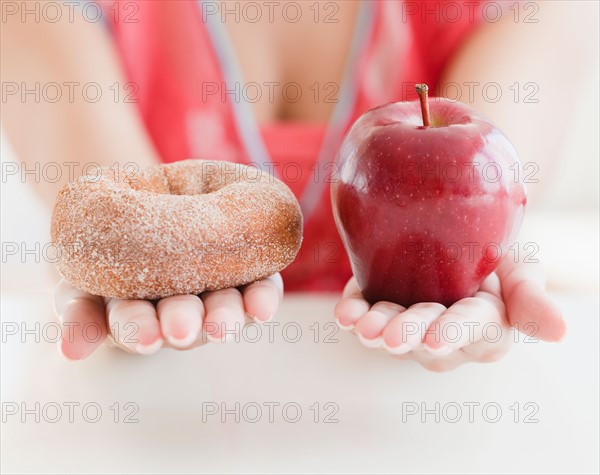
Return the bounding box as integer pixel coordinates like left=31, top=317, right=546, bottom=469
left=334, top=257, right=566, bottom=372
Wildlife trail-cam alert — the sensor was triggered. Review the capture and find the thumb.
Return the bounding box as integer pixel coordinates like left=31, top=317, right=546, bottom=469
left=496, top=257, right=566, bottom=342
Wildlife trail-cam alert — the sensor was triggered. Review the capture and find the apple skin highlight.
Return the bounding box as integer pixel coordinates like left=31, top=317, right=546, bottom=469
left=331, top=98, right=527, bottom=307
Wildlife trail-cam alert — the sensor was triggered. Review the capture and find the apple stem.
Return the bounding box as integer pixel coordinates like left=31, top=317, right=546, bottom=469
left=415, top=83, right=431, bottom=127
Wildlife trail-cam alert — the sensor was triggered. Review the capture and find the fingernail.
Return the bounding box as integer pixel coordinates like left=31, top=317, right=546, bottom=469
left=250, top=314, right=273, bottom=324
left=383, top=342, right=411, bottom=355
left=56, top=340, right=81, bottom=361
left=166, top=331, right=197, bottom=349
left=357, top=333, right=383, bottom=348
left=336, top=319, right=355, bottom=331
left=134, top=338, right=163, bottom=355
left=206, top=333, right=237, bottom=344
left=425, top=345, right=453, bottom=356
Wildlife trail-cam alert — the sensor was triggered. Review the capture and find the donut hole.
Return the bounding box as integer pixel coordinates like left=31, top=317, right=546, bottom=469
left=100, top=159, right=267, bottom=201
left=160, top=161, right=263, bottom=196
left=121, top=161, right=264, bottom=197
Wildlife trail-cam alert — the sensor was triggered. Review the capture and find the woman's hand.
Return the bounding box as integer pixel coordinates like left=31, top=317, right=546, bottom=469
left=54, top=274, right=283, bottom=360
left=334, top=258, right=566, bottom=372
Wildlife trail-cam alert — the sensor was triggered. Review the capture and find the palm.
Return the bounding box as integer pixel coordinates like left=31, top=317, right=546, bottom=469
left=334, top=257, right=565, bottom=372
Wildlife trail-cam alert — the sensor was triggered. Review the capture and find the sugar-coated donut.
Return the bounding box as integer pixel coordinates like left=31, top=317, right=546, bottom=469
left=51, top=159, right=303, bottom=299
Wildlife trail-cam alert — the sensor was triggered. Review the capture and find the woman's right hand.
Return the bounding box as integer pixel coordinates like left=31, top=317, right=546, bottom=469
left=54, top=274, right=283, bottom=360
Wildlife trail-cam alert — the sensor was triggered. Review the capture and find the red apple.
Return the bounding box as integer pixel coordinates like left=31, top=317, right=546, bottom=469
left=331, top=84, right=527, bottom=307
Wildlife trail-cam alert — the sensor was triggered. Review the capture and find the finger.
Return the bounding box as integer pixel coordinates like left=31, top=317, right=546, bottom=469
left=480, top=272, right=502, bottom=298
left=382, top=302, right=446, bottom=355
left=355, top=301, right=405, bottom=348
left=201, top=288, right=245, bottom=343
left=241, top=273, right=283, bottom=323
left=157, top=295, right=204, bottom=349
left=497, top=258, right=566, bottom=341
left=423, top=292, right=506, bottom=356
left=54, top=280, right=107, bottom=361
left=334, top=277, right=370, bottom=330
left=342, top=276, right=363, bottom=299
left=106, top=298, right=163, bottom=355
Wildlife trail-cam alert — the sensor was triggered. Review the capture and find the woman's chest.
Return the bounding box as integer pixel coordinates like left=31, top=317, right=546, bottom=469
left=223, top=1, right=360, bottom=122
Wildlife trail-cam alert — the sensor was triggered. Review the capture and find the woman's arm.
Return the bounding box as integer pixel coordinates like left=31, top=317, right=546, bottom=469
left=1, top=3, right=160, bottom=204
left=441, top=0, right=597, bottom=207
left=1, top=5, right=282, bottom=359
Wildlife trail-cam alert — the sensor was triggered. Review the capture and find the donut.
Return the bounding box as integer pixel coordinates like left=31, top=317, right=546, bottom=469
left=50, top=159, right=303, bottom=299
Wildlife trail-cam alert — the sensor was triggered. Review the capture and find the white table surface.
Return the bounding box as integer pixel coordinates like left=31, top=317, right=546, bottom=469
left=1, top=290, right=598, bottom=474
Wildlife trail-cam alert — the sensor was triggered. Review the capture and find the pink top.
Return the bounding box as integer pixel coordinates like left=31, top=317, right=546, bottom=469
left=97, top=0, right=486, bottom=292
